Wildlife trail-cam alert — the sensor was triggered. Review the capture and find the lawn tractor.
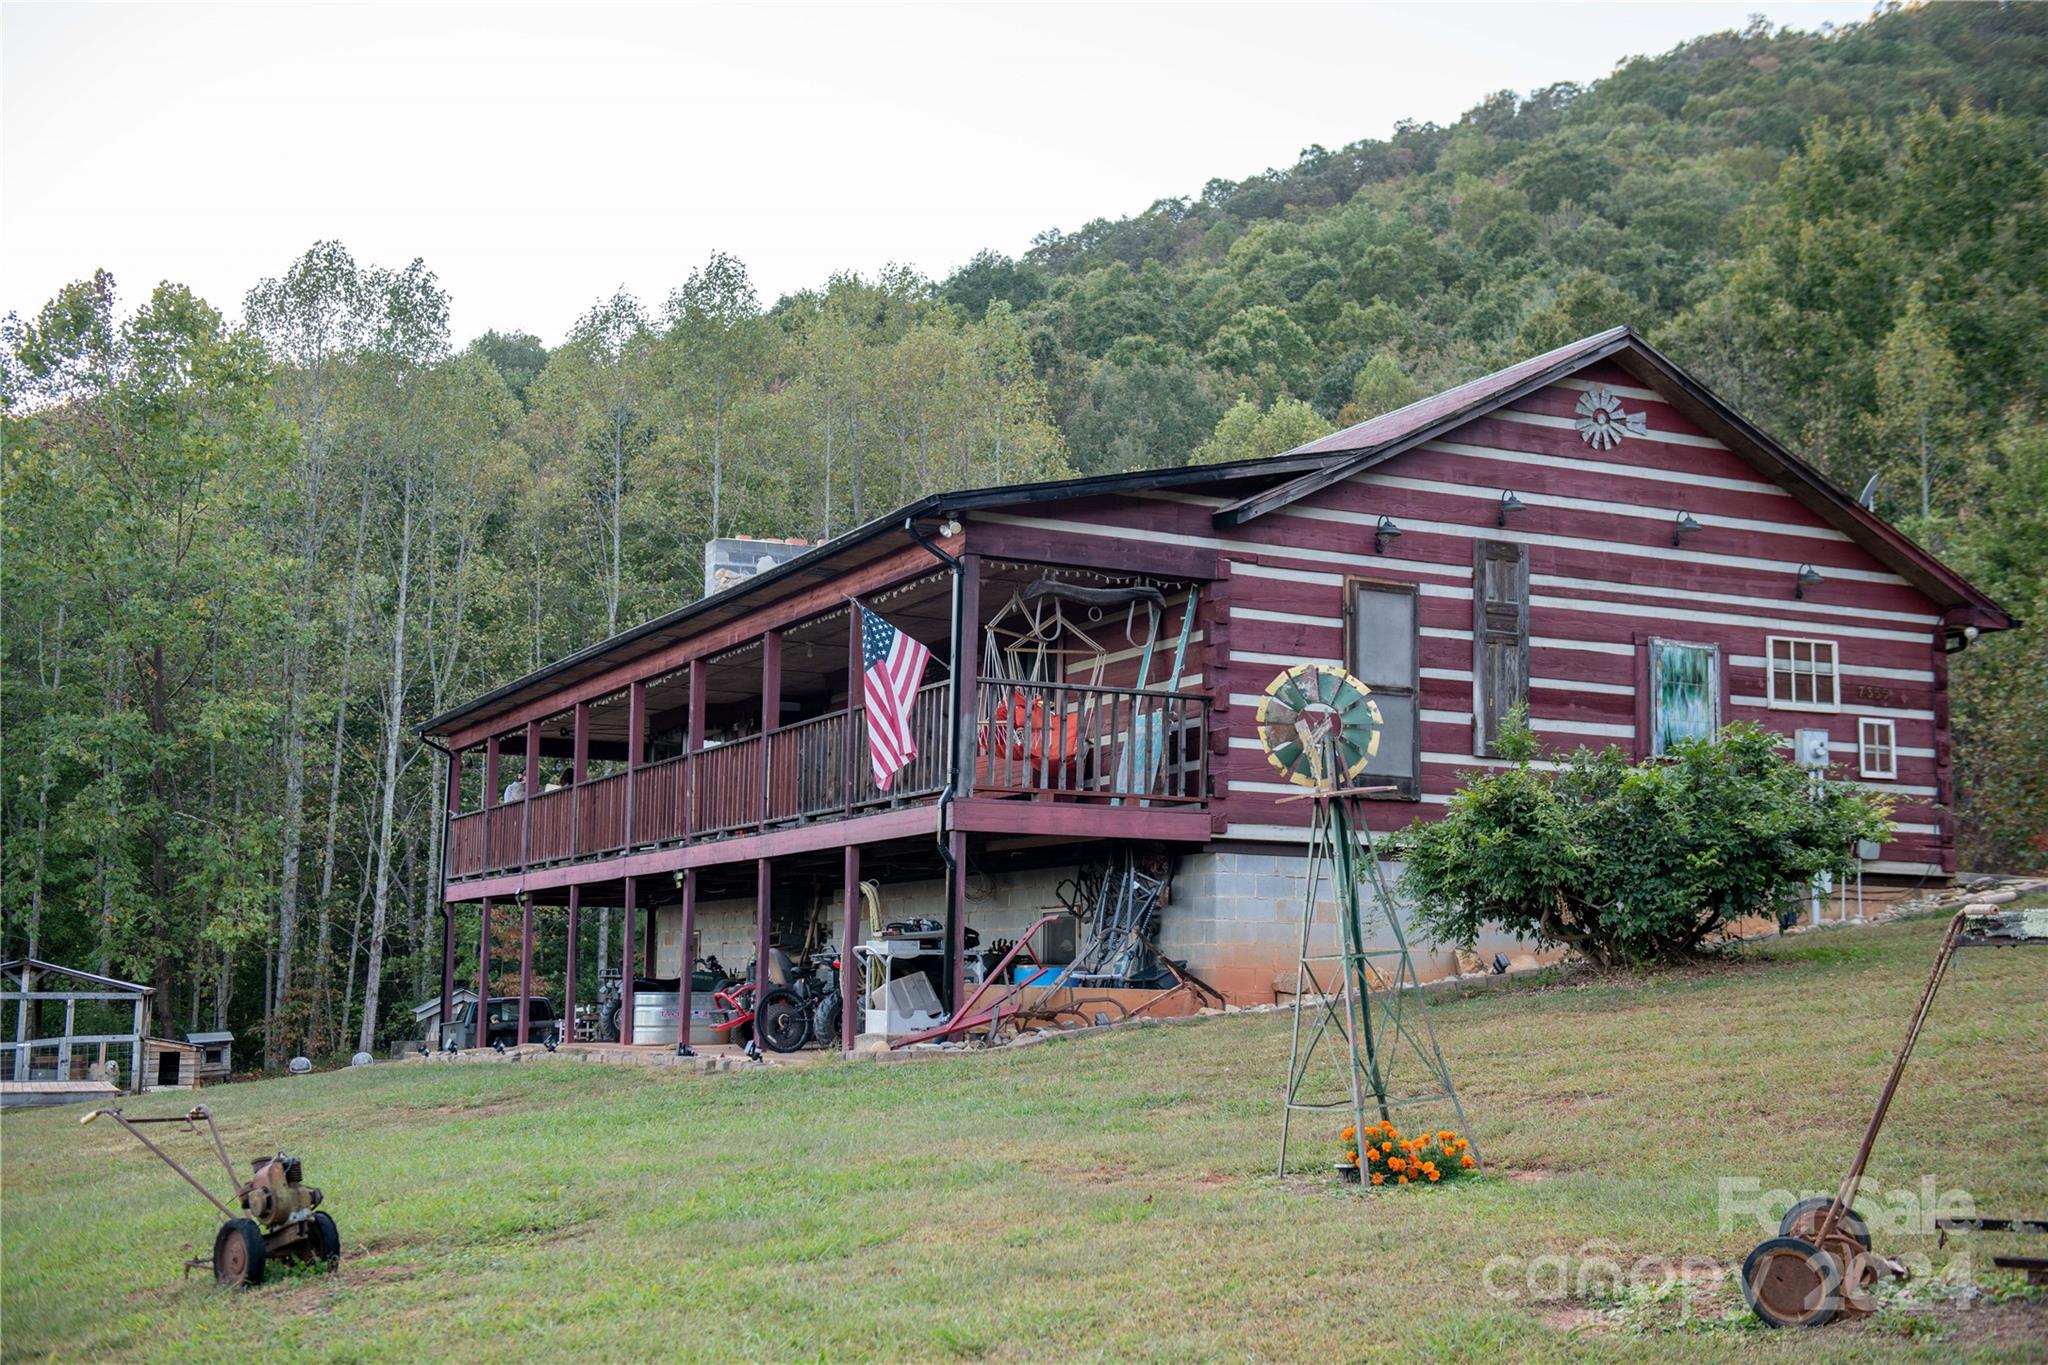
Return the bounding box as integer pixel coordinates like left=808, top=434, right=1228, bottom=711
left=82, top=1104, right=339, bottom=1286
left=1740, top=905, right=2045, bottom=1328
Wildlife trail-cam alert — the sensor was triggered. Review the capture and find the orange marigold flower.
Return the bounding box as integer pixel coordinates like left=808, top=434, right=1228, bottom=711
left=1346, top=1150, right=1359, bottom=1165
left=1370, top=1173, right=1384, bottom=1185
left=1387, top=1157, right=1405, bottom=1172
left=1461, top=1154, right=1477, bottom=1168
left=1341, top=1126, right=1356, bottom=1142
left=1366, top=1148, right=1379, bottom=1163
left=1381, top=1141, right=1394, bottom=1154
left=1427, top=1170, right=1441, bottom=1182
left=1397, top=1175, right=1410, bottom=1184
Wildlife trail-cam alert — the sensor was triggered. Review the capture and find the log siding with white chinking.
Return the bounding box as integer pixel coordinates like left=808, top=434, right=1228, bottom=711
left=970, top=359, right=1963, bottom=877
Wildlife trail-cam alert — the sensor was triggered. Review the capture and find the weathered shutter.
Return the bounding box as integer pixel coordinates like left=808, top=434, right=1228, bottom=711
left=1472, top=540, right=1529, bottom=757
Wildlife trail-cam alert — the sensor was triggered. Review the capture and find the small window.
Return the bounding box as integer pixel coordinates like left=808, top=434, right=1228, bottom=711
left=1766, top=636, right=1839, bottom=711
left=1649, top=640, right=1720, bottom=756
left=1347, top=580, right=1420, bottom=799
left=1858, top=718, right=1897, bottom=780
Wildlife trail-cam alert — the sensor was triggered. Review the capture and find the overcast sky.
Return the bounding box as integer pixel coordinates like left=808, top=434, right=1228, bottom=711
left=3, top=2, right=1877, bottom=346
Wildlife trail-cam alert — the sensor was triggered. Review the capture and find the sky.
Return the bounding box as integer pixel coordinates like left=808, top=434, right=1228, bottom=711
left=2, top=1, right=1879, bottom=347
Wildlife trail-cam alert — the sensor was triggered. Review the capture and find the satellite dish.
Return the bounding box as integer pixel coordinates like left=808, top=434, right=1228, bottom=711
left=288, top=1056, right=313, bottom=1074
left=350, top=1051, right=373, bottom=1068
left=1857, top=474, right=1878, bottom=511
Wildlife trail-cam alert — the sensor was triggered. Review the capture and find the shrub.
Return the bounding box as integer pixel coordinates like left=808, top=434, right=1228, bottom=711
left=1386, top=711, right=1893, bottom=966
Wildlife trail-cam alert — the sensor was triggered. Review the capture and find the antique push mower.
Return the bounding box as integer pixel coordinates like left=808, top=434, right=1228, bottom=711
left=1740, top=905, right=2045, bottom=1327
left=82, top=1104, right=339, bottom=1286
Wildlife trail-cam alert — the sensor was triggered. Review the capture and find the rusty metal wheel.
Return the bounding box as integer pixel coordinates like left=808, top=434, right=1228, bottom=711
left=1780, top=1197, right=1872, bottom=1251
left=307, top=1210, right=341, bottom=1270
left=1742, top=1236, right=1841, bottom=1328
left=212, top=1217, right=267, bottom=1287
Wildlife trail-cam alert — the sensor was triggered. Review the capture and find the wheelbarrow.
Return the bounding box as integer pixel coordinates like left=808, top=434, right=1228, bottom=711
left=1741, top=904, right=2046, bottom=1327
left=82, top=1104, right=339, bottom=1286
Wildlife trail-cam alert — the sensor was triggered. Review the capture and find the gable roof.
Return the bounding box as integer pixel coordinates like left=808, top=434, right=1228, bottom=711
left=1212, top=327, right=2013, bottom=631
left=0, top=958, right=153, bottom=995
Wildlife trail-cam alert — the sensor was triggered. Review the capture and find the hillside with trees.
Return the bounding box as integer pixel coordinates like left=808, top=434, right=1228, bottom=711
left=4, top=1, right=2042, bottom=1065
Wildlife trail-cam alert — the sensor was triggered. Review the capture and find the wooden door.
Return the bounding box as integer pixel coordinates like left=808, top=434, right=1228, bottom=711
left=1472, top=541, right=1529, bottom=757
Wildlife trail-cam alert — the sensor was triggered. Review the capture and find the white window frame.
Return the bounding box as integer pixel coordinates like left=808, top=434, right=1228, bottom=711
left=1647, top=637, right=1721, bottom=758
left=1765, top=635, right=1840, bottom=712
left=1857, top=717, right=1897, bottom=780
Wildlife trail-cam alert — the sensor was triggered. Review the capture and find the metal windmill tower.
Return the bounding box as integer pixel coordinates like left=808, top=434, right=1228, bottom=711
left=1254, top=663, right=1480, bottom=1178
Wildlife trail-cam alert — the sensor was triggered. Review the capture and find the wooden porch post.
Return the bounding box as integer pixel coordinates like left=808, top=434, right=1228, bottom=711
left=476, top=897, right=492, bottom=1044
left=565, top=885, right=580, bottom=1047
left=439, top=903, right=455, bottom=1049
left=676, top=869, right=697, bottom=1054
left=685, top=659, right=706, bottom=836
left=522, top=719, right=540, bottom=869
left=130, top=995, right=144, bottom=1093
left=754, top=858, right=773, bottom=1006
left=620, top=877, right=637, bottom=1045
left=572, top=701, right=589, bottom=858
left=517, top=895, right=534, bottom=1045
left=625, top=681, right=646, bottom=849
left=13, top=964, right=29, bottom=1080
left=953, top=555, right=982, bottom=797
left=947, top=828, right=968, bottom=1009
left=484, top=736, right=501, bottom=868
left=841, top=844, right=861, bottom=1051
left=761, top=629, right=782, bottom=826
left=643, top=898, right=656, bottom=977
left=844, top=607, right=863, bottom=816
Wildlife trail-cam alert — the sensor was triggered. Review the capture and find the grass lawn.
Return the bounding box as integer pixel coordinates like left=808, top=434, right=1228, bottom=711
left=3, top=909, right=2044, bottom=1361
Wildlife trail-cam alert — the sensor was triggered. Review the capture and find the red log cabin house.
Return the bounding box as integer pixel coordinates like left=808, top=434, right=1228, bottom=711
left=421, top=328, right=2012, bottom=1048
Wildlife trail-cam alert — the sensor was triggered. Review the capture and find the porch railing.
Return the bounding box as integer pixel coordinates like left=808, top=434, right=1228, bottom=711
left=443, top=677, right=1205, bottom=881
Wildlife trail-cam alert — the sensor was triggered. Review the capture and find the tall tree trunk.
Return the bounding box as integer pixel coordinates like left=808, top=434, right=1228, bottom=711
left=314, top=474, right=374, bottom=1044
left=358, top=474, right=416, bottom=1054
left=26, top=603, right=65, bottom=962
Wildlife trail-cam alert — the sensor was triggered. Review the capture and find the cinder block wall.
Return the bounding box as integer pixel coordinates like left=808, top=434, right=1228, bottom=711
left=1160, top=850, right=1543, bottom=1004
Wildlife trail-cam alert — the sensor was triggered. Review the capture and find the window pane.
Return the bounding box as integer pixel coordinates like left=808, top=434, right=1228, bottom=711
left=1352, top=588, right=1414, bottom=685
left=1652, top=643, right=1717, bottom=755
left=1364, top=692, right=1416, bottom=784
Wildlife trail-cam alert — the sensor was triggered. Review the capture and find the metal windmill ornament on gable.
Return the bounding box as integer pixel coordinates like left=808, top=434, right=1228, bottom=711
left=1256, top=663, right=1479, bottom=1180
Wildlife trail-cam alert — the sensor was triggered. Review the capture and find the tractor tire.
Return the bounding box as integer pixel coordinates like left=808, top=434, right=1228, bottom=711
left=213, top=1217, right=268, bottom=1287
left=599, top=1001, right=621, bottom=1043
left=307, top=1210, right=342, bottom=1269
left=756, top=987, right=810, bottom=1053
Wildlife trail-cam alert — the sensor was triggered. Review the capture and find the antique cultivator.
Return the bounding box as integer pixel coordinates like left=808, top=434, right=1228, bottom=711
left=1740, top=905, right=2046, bottom=1327
left=82, top=1104, right=339, bottom=1286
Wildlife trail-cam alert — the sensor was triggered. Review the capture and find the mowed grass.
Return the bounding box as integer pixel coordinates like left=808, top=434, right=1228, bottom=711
left=3, top=911, right=2044, bottom=1362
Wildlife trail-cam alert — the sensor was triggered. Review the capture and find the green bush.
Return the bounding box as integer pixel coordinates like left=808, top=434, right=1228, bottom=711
left=1386, top=712, right=1893, bottom=966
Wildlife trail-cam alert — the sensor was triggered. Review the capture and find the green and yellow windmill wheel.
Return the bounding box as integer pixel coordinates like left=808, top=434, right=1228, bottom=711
left=1255, top=663, right=1383, bottom=789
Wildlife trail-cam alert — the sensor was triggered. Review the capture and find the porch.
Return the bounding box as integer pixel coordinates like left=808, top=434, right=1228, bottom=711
left=441, top=557, right=1213, bottom=890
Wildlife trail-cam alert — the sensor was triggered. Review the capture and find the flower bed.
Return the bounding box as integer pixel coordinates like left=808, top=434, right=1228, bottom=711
left=1341, top=1121, right=1477, bottom=1187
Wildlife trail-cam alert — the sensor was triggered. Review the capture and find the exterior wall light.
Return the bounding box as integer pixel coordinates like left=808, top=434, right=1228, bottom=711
left=1672, top=511, right=1701, bottom=546
left=1496, top=490, right=1525, bottom=527
left=1373, top=515, right=1402, bottom=555
left=1795, top=564, right=1825, bottom=598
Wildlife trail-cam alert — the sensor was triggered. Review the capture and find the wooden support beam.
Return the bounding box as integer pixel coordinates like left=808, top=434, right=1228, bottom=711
left=643, top=898, right=656, bottom=977
left=953, top=555, right=981, bottom=795
left=565, top=885, right=580, bottom=1047
left=621, top=878, right=637, bottom=1045
left=477, top=897, right=492, bottom=1045
left=439, top=904, right=455, bottom=1049
left=518, top=895, right=535, bottom=1045
left=844, top=607, right=862, bottom=817
left=130, top=997, right=144, bottom=1094
left=677, top=869, right=696, bottom=1054
left=947, top=827, right=967, bottom=1010
left=523, top=719, right=541, bottom=868
left=625, top=681, right=647, bottom=849
left=754, top=859, right=773, bottom=1006
left=686, top=658, right=706, bottom=839
left=572, top=701, right=589, bottom=862
left=841, top=844, right=861, bottom=1051
left=761, top=629, right=782, bottom=826
left=484, top=737, right=501, bottom=869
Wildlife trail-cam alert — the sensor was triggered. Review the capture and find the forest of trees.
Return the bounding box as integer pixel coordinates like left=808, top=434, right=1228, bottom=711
left=4, top=2, right=2043, bottom=1067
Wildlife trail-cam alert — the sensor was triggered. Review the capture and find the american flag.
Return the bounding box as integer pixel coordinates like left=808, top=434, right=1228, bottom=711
left=859, top=604, right=933, bottom=791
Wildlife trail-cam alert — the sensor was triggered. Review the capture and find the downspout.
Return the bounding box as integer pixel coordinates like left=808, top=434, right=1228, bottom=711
left=903, top=513, right=965, bottom=1004
left=417, top=735, right=456, bottom=1047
